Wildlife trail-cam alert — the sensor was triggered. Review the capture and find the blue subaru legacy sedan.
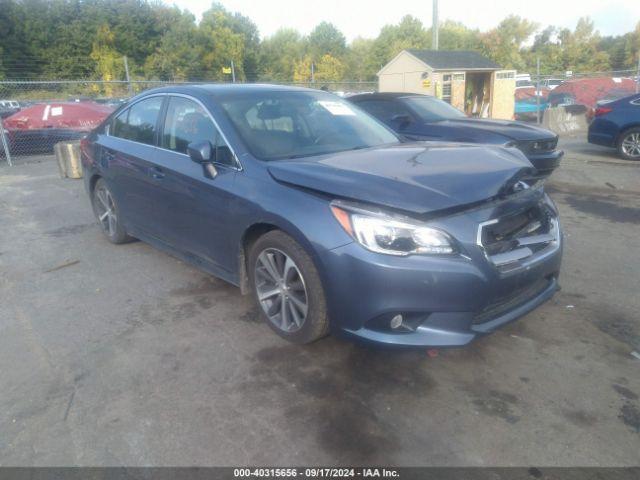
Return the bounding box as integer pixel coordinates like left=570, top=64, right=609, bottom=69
left=82, top=84, right=562, bottom=348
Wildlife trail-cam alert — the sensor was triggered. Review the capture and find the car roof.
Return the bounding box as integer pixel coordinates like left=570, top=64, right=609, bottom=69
left=134, top=83, right=317, bottom=100
left=349, top=92, right=431, bottom=102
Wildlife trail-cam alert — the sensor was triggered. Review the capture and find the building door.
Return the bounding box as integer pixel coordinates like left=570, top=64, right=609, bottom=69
left=490, top=70, right=516, bottom=120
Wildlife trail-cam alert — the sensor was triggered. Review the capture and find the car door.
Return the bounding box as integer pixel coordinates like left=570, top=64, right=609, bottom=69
left=147, top=95, right=239, bottom=273
left=98, top=95, right=166, bottom=237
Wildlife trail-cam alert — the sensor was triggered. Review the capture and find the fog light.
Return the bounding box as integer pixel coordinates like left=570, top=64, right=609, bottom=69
left=390, top=314, right=403, bottom=330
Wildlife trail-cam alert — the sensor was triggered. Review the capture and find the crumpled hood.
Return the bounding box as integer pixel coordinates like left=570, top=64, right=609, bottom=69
left=267, top=143, right=535, bottom=215
left=433, top=118, right=557, bottom=142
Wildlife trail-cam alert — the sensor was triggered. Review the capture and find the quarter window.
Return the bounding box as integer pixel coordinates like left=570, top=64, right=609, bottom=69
left=112, top=96, right=163, bottom=145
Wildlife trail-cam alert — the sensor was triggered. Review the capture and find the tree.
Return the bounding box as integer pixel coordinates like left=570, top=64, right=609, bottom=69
left=433, top=20, right=481, bottom=51
left=199, top=3, right=261, bottom=81
left=623, top=21, right=640, bottom=69
left=345, top=37, right=376, bottom=81
left=199, top=5, right=246, bottom=81
left=144, top=9, right=202, bottom=80
left=481, top=15, right=537, bottom=70
left=599, top=34, right=629, bottom=71
left=553, top=18, right=610, bottom=72
left=90, top=24, right=125, bottom=95
left=526, top=26, right=564, bottom=74
left=259, top=28, right=304, bottom=81
left=294, top=54, right=346, bottom=83
left=0, top=0, right=638, bottom=84
left=307, top=21, right=346, bottom=60
left=369, top=15, right=430, bottom=71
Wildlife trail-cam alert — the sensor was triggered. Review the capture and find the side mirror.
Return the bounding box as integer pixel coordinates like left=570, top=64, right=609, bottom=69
left=187, top=140, right=218, bottom=179
left=391, top=114, right=412, bottom=130
left=187, top=140, right=214, bottom=164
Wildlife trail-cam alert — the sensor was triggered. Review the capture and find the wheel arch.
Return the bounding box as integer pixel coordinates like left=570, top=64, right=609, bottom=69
left=88, top=173, right=102, bottom=194
left=616, top=123, right=640, bottom=145
left=237, top=219, right=327, bottom=296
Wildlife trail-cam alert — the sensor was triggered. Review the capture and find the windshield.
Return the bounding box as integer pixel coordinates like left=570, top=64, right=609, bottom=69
left=219, top=91, right=399, bottom=160
left=402, top=96, right=466, bottom=122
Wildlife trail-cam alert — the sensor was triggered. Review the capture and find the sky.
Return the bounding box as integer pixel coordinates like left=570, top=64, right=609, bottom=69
left=169, top=0, right=640, bottom=41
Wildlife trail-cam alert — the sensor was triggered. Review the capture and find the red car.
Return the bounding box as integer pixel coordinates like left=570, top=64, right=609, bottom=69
left=3, top=101, right=114, bottom=155
left=548, top=77, right=637, bottom=119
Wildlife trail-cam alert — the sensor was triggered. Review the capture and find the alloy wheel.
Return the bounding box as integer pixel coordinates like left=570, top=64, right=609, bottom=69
left=254, top=248, right=309, bottom=333
left=94, top=185, right=118, bottom=237
left=621, top=132, right=640, bottom=158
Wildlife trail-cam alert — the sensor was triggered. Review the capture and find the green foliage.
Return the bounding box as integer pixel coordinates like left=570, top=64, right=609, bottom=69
left=144, top=9, right=201, bottom=81
left=526, top=17, right=624, bottom=74
left=369, top=15, right=430, bottom=72
left=345, top=37, right=377, bottom=81
left=259, top=28, right=304, bottom=82
left=0, top=0, right=637, bottom=84
left=480, top=15, right=538, bottom=71
left=294, top=54, right=346, bottom=83
left=199, top=3, right=260, bottom=81
left=90, top=24, right=125, bottom=95
left=436, top=21, right=482, bottom=51
left=307, top=21, right=346, bottom=60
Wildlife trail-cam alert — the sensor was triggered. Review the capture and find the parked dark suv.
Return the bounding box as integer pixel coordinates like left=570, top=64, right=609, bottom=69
left=82, top=85, right=562, bottom=348
left=349, top=92, right=564, bottom=178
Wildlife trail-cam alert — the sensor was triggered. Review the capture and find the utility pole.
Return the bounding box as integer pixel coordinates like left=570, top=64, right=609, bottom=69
left=311, top=62, right=315, bottom=84
left=536, top=57, right=541, bottom=125
left=231, top=60, right=236, bottom=83
left=432, top=0, right=439, bottom=50
left=0, top=119, right=12, bottom=166
left=636, top=55, right=640, bottom=93
left=123, top=56, right=133, bottom=96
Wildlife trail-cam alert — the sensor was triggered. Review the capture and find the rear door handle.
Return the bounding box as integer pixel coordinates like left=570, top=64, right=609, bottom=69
left=149, top=166, right=165, bottom=179
left=103, top=149, right=115, bottom=161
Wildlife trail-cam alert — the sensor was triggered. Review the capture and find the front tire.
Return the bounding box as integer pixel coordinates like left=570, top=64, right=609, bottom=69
left=91, top=178, right=133, bottom=244
left=617, top=128, right=640, bottom=160
left=248, top=230, right=329, bottom=344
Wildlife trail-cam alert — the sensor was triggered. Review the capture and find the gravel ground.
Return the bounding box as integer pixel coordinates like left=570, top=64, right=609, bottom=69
left=0, top=137, right=639, bottom=466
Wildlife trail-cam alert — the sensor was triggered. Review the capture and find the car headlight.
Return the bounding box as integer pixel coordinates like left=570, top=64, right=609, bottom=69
left=330, top=202, right=455, bottom=256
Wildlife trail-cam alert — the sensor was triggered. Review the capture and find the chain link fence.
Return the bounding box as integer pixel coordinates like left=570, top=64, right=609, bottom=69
left=0, top=79, right=377, bottom=164
left=2, top=70, right=639, bottom=164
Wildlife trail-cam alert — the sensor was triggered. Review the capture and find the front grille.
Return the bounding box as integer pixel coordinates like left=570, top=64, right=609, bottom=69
left=518, top=137, right=558, bottom=154
left=473, top=277, right=552, bottom=324
left=477, top=204, right=559, bottom=273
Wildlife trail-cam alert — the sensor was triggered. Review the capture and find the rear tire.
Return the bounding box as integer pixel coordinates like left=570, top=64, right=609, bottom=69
left=617, top=128, right=640, bottom=160
left=91, top=178, right=134, bottom=244
left=248, top=230, right=329, bottom=344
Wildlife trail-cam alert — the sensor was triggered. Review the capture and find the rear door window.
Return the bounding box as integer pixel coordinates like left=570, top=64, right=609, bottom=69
left=112, top=96, right=164, bottom=145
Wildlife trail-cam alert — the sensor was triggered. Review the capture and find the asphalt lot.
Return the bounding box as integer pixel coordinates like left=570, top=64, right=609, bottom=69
left=1, top=136, right=639, bottom=466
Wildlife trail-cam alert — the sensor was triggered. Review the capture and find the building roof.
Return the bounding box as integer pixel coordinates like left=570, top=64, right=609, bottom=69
left=406, top=49, right=501, bottom=70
